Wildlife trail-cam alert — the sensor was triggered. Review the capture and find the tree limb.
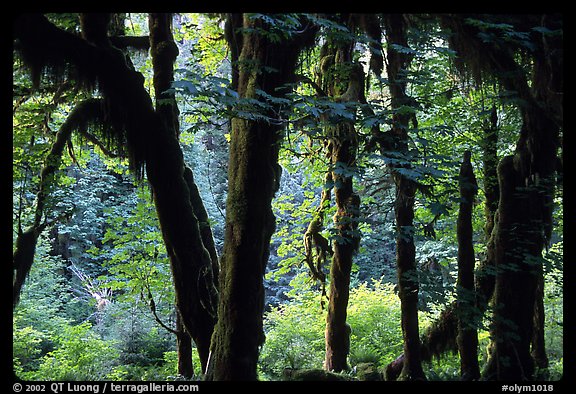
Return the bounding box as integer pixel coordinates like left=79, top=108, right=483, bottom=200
left=295, top=74, right=328, bottom=97
left=13, top=98, right=109, bottom=308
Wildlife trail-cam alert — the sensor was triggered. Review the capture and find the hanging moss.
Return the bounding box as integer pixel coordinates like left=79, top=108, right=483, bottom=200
left=14, top=14, right=154, bottom=178
left=303, top=172, right=333, bottom=288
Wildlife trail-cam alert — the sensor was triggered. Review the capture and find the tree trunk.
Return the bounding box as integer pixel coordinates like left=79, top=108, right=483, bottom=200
left=387, top=108, right=501, bottom=377
left=148, top=13, right=218, bottom=372
left=324, top=125, right=360, bottom=373
left=176, top=312, right=194, bottom=379
left=320, top=32, right=362, bottom=373
left=531, top=272, right=548, bottom=369
left=384, top=15, right=563, bottom=380
left=482, top=105, right=500, bottom=241
left=383, top=14, right=426, bottom=381
left=484, top=108, right=558, bottom=381
left=456, top=150, right=480, bottom=380
left=394, top=175, right=425, bottom=381
left=485, top=155, right=538, bottom=380
left=482, top=26, right=560, bottom=380
left=205, top=14, right=315, bottom=381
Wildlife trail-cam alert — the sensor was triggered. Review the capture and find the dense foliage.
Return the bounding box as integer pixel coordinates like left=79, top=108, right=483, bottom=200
left=12, top=13, right=562, bottom=382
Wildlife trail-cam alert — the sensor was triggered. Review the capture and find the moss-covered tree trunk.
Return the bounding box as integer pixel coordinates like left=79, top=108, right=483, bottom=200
left=383, top=14, right=426, bottom=381
left=485, top=105, right=558, bottom=380
left=456, top=151, right=480, bottom=380
left=475, top=104, right=499, bottom=313
left=324, top=100, right=361, bottom=374
left=435, top=15, right=562, bottom=381
left=148, top=13, right=219, bottom=376
left=205, top=14, right=315, bottom=381
left=175, top=312, right=194, bottom=379
left=316, top=29, right=362, bottom=373
left=14, top=13, right=219, bottom=372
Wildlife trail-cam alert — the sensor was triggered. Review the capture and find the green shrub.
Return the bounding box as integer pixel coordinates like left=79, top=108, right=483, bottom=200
left=31, top=322, right=118, bottom=381
left=346, top=281, right=403, bottom=368
left=259, top=287, right=327, bottom=379
left=259, top=279, right=404, bottom=379
left=13, top=323, right=47, bottom=379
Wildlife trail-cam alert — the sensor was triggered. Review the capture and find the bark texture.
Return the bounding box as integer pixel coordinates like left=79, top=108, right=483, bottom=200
left=318, top=24, right=362, bottom=372
left=148, top=13, right=219, bottom=375
left=205, top=14, right=316, bottom=381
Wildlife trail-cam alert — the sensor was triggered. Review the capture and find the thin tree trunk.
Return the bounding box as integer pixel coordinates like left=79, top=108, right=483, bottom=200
left=384, top=13, right=426, bottom=381
left=483, top=105, right=500, bottom=241
left=183, top=167, right=220, bottom=284
left=531, top=271, right=548, bottom=369
left=456, top=150, right=480, bottom=380
left=393, top=175, right=425, bottom=381
left=205, top=14, right=316, bottom=381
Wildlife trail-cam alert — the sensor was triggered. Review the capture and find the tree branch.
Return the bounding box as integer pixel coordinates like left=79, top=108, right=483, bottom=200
left=14, top=13, right=155, bottom=175
left=145, top=288, right=180, bottom=336
left=77, top=129, right=120, bottom=158
left=295, top=74, right=328, bottom=97
left=13, top=98, right=111, bottom=308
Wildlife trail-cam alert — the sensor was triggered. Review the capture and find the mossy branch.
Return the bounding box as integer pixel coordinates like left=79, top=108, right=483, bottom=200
left=13, top=98, right=111, bottom=308
left=303, top=172, right=333, bottom=289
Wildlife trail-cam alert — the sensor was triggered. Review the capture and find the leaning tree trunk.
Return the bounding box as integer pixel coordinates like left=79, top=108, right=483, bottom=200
left=383, top=14, right=426, bottom=381
left=205, top=14, right=316, bottom=381
left=148, top=13, right=220, bottom=376
left=456, top=150, right=480, bottom=380
left=14, top=13, right=219, bottom=371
